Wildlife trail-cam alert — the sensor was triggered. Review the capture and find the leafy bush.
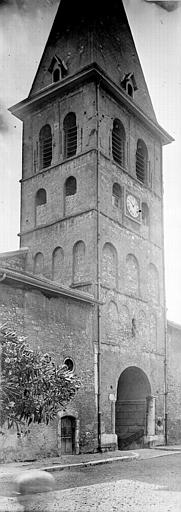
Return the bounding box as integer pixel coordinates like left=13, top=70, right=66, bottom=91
left=0, top=326, right=80, bottom=434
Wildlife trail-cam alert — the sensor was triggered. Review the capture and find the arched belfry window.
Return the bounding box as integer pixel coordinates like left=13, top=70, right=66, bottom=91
left=39, top=124, right=52, bottom=169
left=65, top=176, right=77, bottom=196
left=63, top=113, right=77, bottom=159
left=35, top=188, right=47, bottom=207
left=136, top=139, right=148, bottom=184
left=112, top=119, right=125, bottom=167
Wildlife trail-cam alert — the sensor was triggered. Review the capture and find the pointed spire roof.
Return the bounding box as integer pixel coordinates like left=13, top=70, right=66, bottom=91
left=28, top=0, right=156, bottom=121
left=10, top=0, right=173, bottom=145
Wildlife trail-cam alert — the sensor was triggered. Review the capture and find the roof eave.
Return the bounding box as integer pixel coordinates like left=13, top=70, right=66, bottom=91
left=0, top=266, right=100, bottom=305
left=9, top=63, right=174, bottom=146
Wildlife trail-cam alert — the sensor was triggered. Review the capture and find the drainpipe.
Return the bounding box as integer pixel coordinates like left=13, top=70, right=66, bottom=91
left=96, top=79, right=102, bottom=452
left=164, top=325, right=168, bottom=445
left=160, top=144, right=168, bottom=445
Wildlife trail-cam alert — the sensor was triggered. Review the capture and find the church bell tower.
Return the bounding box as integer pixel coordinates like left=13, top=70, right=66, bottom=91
left=10, top=0, right=173, bottom=451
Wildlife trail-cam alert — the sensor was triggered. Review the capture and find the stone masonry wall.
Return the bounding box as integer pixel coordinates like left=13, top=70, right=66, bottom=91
left=0, top=281, right=97, bottom=462
left=167, top=321, right=181, bottom=444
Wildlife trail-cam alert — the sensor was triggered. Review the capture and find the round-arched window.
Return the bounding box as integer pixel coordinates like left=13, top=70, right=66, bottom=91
left=35, top=188, right=47, bottom=206
left=65, top=176, right=77, bottom=196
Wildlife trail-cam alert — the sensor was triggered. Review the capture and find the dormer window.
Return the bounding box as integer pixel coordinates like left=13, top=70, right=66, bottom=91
left=121, top=72, right=137, bottom=99
left=48, top=55, right=68, bottom=83
left=53, top=68, right=60, bottom=83
left=127, top=83, right=133, bottom=98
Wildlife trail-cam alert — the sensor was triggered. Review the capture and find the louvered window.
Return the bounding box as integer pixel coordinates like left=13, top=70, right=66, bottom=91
left=63, top=113, right=77, bottom=159
left=112, top=119, right=125, bottom=167
left=39, top=124, right=52, bottom=169
left=136, top=139, right=147, bottom=184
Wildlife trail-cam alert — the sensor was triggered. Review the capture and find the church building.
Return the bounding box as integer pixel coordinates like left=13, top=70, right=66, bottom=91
left=0, top=0, right=173, bottom=461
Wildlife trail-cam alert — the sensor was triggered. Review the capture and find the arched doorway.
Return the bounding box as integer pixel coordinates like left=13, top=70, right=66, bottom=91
left=115, top=366, right=151, bottom=448
left=61, top=416, right=76, bottom=455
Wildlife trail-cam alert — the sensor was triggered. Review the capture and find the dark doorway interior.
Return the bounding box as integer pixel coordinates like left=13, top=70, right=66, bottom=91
left=115, top=366, right=151, bottom=448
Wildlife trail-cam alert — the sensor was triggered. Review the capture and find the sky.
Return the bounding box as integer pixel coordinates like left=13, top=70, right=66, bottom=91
left=0, top=0, right=181, bottom=324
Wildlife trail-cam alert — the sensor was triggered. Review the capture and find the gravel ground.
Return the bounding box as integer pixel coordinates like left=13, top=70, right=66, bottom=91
left=0, top=477, right=180, bottom=512
left=1, top=452, right=181, bottom=511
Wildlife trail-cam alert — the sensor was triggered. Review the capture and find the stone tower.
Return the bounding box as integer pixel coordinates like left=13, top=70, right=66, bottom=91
left=10, top=0, right=172, bottom=451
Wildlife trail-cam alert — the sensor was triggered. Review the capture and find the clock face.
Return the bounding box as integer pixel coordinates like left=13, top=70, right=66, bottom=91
left=126, top=194, right=140, bottom=218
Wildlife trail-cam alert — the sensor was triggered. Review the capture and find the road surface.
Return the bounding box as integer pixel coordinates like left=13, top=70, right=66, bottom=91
left=0, top=452, right=181, bottom=511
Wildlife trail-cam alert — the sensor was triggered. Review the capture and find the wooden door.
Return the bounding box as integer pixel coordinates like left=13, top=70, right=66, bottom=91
left=61, top=416, right=75, bottom=454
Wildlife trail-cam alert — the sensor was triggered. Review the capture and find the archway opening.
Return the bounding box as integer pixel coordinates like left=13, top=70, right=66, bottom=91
left=115, top=366, right=151, bottom=449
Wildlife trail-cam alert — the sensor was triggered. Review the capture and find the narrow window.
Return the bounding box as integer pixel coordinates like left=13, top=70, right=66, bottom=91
left=127, top=83, right=133, bottom=98
left=112, top=183, right=122, bottom=208
left=39, top=124, right=52, bottom=169
left=142, top=202, right=149, bottom=226
left=53, top=68, right=60, bottom=83
left=63, top=113, right=77, bottom=159
left=112, top=119, right=125, bottom=167
left=35, top=188, right=47, bottom=207
left=65, top=176, right=77, bottom=196
left=136, top=139, right=148, bottom=184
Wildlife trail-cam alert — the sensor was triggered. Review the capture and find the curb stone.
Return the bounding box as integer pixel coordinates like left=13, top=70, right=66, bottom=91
left=42, top=452, right=140, bottom=473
